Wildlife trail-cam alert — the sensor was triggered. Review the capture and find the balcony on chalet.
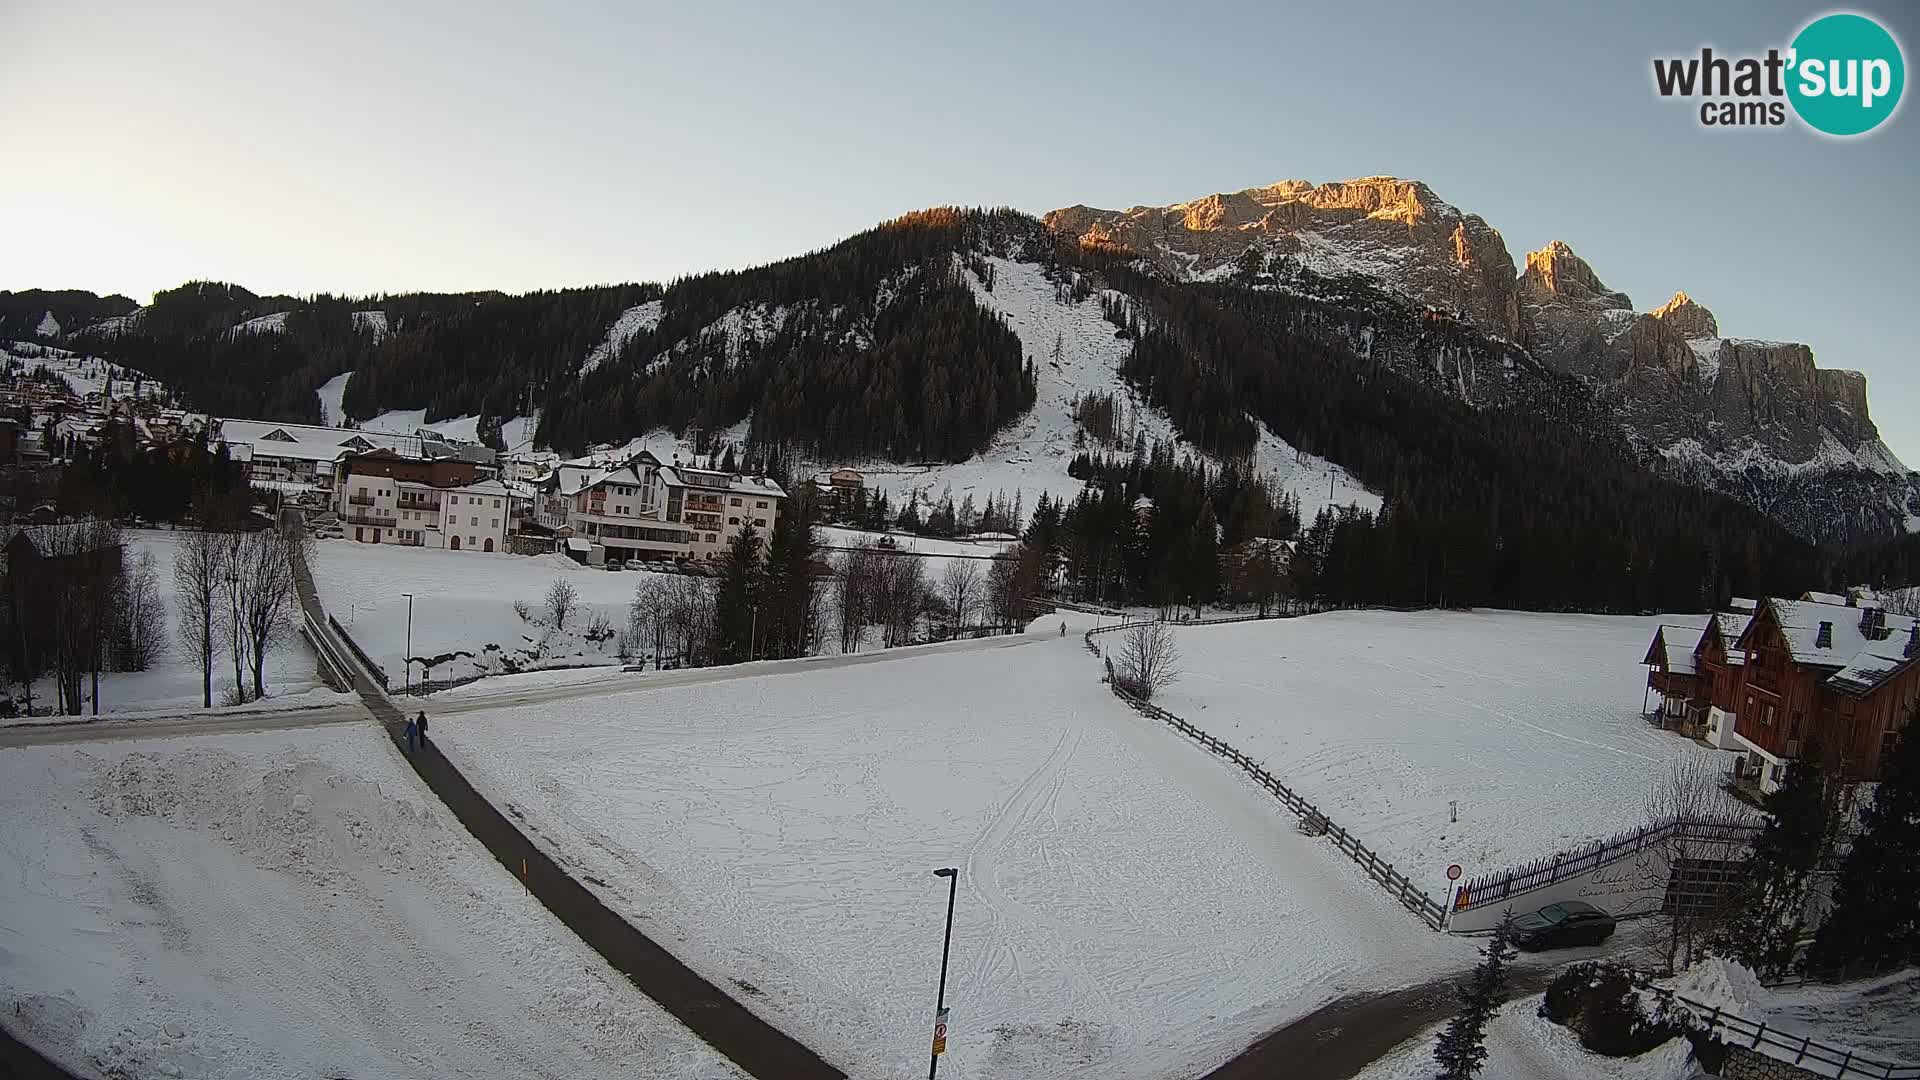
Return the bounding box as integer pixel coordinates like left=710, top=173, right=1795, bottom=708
left=1747, top=666, right=1782, bottom=694
left=347, top=493, right=377, bottom=507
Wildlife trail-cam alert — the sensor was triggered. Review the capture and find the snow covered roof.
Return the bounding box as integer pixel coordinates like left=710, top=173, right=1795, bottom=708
left=1801, top=591, right=1849, bottom=606
left=658, top=465, right=786, bottom=499
left=1757, top=598, right=1915, bottom=668
left=448, top=478, right=511, bottom=497
left=216, top=418, right=421, bottom=462
left=566, top=537, right=592, bottom=552
left=1645, top=625, right=1699, bottom=675
left=1712, top=611, right=1751, bottom=666
left=1727, top=597, right=1757, bottom=612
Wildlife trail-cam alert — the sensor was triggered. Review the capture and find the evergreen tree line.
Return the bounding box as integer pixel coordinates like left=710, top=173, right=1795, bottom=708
left=51, top=420, right=253, bottom=526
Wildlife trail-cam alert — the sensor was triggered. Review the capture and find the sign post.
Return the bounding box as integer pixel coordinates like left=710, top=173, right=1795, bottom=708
left=1445, top=864, right=1464, bottom=921
left=929, top=868, right=958, bottom=1078
left=931, top=1006, right=949, bottom=1058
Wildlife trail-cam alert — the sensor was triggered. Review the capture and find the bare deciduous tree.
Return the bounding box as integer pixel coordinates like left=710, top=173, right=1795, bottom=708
left=942, top=560, right=980, bottom=634
left=546, top=577, right=579, bottom=630
left=1115, top=620, right=1181, bottom=701
left=231, top=529, right=299, bottom=701
left=1645, top=754, right=1744, bottom=974
left=874, top=556, right=928, bottom=648
left=115, top=550, right=167, bottom=671
left=174, top=527, right=228, bottom=709
left=834, top=547, right=884, bottom=653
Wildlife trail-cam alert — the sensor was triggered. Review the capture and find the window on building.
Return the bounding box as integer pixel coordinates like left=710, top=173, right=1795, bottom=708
left=470, top=516, right=479, bottom=526
left=728, top=517, right=739, bottom=525
left=730, top=497, right=742, bottom=506
left=705, top=533, right=717, bottom=543
left=450, top=496, right=459, bottom=505
left=469, top=536, right=477, bottom=547
left=1763, top=703, right=1776, bottom=727
left=756, top=500, right=767, bottom=509
left=493, top=499, right=501, bottom=508
left=490, top=518, right=498, bottom=528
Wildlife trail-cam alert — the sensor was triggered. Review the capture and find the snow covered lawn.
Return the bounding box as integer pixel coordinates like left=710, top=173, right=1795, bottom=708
left=309, top=540, right=664, bottom=683
left=435, top=634, right=1471, bottom=1080
left=0, top=724, right=743, bottom=1080
left=1152, top=611, right=1729, bottom=884
left=19, top=529, right=323, bottom=716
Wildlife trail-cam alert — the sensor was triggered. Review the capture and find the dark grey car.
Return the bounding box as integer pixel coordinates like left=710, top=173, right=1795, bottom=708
left=1509, top=900, right=1617, bottom=951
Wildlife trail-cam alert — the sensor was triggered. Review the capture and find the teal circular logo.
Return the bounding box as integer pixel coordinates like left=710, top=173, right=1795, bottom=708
left=1788, top=13, right=1905, bottom=136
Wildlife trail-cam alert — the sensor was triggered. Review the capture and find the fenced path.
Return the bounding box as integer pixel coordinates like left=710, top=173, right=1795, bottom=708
left=1455, top=813, right=1761, bottom=915
left=286, top=517, right=847, bottom=1080
left=1640, top=981, right=1919, bottom=1080
left=1084, top=619, right=1449, bottom=930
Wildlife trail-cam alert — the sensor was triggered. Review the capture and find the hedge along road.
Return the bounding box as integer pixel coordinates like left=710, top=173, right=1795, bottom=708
left=287, top=532, right=848, bottom=1080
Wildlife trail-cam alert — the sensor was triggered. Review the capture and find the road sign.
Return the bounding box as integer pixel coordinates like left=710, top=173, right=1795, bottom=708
left=1446, top=863, right=1463, bottom=881
left=931, top=1007, right=950, bottom=1056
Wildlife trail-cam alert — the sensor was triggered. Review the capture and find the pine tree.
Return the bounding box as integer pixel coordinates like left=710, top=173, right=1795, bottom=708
left=761, top=490, right=820, bottom=659
left=712, top=524, right=762, bottom=664
left=1185, top=498, right=1220, bottom=616
left=1432, top=916, right=1514, bottom=1080
left=1809, top=716, right=1920, bottom=972
left=1710, top=746, right=1833, bottom=978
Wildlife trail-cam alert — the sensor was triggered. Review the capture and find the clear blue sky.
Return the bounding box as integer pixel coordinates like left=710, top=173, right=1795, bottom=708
left=4, top=0, right=1916, bottom=462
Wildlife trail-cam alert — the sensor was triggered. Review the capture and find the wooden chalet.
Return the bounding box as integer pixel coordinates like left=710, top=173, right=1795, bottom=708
left=1729, top=595, right=1920, bottom=794
left=1643, top=623, right=1704, bottom=728
left=1691, top=610, right=1753, bottom=750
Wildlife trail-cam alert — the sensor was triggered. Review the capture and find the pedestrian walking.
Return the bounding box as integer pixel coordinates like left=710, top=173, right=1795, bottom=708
left=416, top=710, right=429, bottom=745
left=403, top=718, right=418, bottom=752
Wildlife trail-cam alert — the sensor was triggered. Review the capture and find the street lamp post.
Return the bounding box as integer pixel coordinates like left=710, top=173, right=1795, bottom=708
left=929, top=867, right=958, bottom=1079
left=401, top=591, right=414, bottom=690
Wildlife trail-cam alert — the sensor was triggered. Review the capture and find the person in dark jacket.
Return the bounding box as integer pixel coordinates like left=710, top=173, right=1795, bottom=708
left=403, top=718, right=418, bottom=752
left=415, top=711, right=429, bottom=744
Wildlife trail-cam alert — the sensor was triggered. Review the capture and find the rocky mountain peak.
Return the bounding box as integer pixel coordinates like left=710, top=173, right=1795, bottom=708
left=1519, top=241, right=1630, bottom=308
left=1044, top=176, right=1520, bottom=338
left=1650, top=291, right=1719, bottom=339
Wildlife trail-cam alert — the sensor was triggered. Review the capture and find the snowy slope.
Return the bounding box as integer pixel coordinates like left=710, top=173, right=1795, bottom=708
left=1155, top=611, right=1729, bottom=879
left=0, top=724, right=745, bottom=1080
left=314, top=370, right=351, bottom=426
left=437, top=637, right=1470, bottom=1080
left=34, top=310, right=59, bottom=338
left=580, top=300, right=663, bottom=376
left=2, top=342, right=165, bottom=402
left=227, top=311, right=290, bottom=336
left=350, top=309, right=387, bottom=344
left=845, top=256, right=1378, bottom=519
left=1354, top=995, right=1696, bottom=1080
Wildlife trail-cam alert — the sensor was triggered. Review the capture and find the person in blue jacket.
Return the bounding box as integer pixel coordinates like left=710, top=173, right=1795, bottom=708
left=403, top=718, right=418, bottom=752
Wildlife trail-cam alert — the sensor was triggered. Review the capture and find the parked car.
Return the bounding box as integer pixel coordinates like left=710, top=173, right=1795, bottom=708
left=1509, top=901, right=1616, bottom=951
left=604, top=559, right=626, bottom=571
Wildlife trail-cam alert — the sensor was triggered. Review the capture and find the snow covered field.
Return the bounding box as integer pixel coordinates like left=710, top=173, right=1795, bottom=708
left=1, top=341, right=165, bottom=401
left=309, top=540, right=657, bottom=682
left=1153, top=611, right=1728, bottom=883
left=436, top=634, right=1471, bottom=1080
left=18, top=530, right=323, bottom=716
left=0, top=724, right=743, bottom=1080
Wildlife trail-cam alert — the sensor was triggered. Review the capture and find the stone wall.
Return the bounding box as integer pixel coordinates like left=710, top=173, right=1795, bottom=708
left=1722, top=1045, right=1825, bottom=1080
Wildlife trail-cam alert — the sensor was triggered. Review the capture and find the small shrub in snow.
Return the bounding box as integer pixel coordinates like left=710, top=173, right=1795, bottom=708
left=585, top=611, right=614, bottom=643
left=513, top=600, right=531, bottom=623
left=1540, top=961, right=1685, bottom=1058
left=545, top=579, right=578, bottom=630
left=1114, top=621, right=1179, bottom=701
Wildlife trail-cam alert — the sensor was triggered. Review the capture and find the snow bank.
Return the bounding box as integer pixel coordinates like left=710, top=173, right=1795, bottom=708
left=1158, top=611, right=1729, bottom=879
left=314, top=371, right=351, bottom=426
left=0, top=725, right=743, bottom=1080
left=580, top=300, right=663, bottom=375
left=437, top=640, right=1469, bottom=1080
left=1353, top=995, right=1698, bottom=1080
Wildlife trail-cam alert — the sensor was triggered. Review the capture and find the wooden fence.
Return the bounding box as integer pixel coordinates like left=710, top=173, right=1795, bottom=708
left=1641, top=981, right=1919, bottom=1079
left=1087, top=621, right=1448, bottom=929
left=327, top=615, right=390, bottom=691
left=1455, top=813, right=1761, bottom=914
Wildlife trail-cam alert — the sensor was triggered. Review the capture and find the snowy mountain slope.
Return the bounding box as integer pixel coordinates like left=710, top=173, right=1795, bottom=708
left=580, top=300, right=663, bottom=376
left=34, top=310, right=59, bottom=338
left=228, top=311, right=290, bottom=337
left=314, top=370, right=351, bottom=426
left=2, top=340, right=166, bottom=401
left=350, top=309, right=387, bottom=344
left=852, top=255, right=1378, bottom=518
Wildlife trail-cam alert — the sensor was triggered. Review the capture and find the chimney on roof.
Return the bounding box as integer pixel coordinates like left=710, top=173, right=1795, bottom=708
left=1846, top=592, right=1858, bottom=607
left=1860, top=606, right=1888, bottom=640
left=1815, top=621, right=1833, bottom=649
left=1908, top=622, right=1919, bottom=658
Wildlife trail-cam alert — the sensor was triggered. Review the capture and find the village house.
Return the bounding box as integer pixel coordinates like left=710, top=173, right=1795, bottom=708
left=1727, top=595, right=1920, bottom=795
left=213, top=418, right=496, bottom=500
left=534, top=450, right=785, bottom=565
left=331, top=448, right=511, bottom=553
left=1642, top=623, right=1704, bottom=727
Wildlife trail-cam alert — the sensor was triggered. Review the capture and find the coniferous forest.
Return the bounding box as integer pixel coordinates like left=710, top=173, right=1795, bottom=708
left=14, top=205, right=1917, bottom=613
